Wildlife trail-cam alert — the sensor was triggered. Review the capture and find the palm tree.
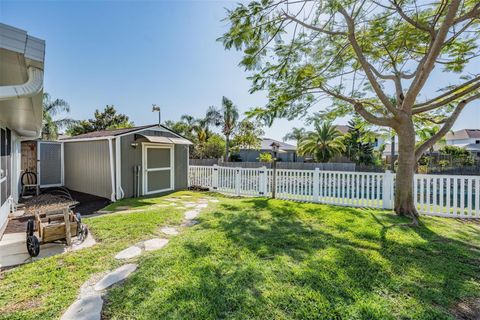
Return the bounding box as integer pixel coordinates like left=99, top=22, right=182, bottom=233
left=298, top=122, right=345, bottom=162
left=206, top=96, right=239, bottom=161
left=42, top=93, right=77, bottom=140
left=283, top=127, right=306, bottom=144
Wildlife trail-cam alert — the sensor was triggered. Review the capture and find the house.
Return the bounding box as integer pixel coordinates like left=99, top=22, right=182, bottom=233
left=0, top=23, right=45, bottom=235
left=59, top=125, right=192, bottom=200
left=235, top=138, right=300, bottom=162
left=445, top=129, right=480, bottom=157
left=335, top=124, right=385, bottom=150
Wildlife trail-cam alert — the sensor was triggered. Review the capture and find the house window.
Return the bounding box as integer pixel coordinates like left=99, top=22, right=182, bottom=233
left=476, top=140, right=480, bottom=144
left=0, top=128, right=11, bottom=207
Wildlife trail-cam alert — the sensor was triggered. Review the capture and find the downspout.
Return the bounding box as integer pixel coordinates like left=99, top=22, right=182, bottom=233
left=108, top=138, right=116, bottom=202
left=0, top=67, right=43, bottom=101
left=115, top=137, right=124, bottom=199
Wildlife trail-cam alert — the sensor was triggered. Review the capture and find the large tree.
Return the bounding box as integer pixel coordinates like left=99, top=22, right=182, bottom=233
left=231, top=119, right=265, bottom=151
left=221, top=0, right=480, bottom=222
left=67, top=105, right=134, bottom=136
left=42, top=93, right=77, bottom=140
left=343, top=115, right=377, bottom=166
left=206, top=97, right=240, bottom=161
left=283, top=127, right=306, bottom=144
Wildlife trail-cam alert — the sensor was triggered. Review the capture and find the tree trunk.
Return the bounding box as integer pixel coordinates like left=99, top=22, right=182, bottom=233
left=225, top=135, right=230, bottom=162
left=394, top=120, right=419, bottom=224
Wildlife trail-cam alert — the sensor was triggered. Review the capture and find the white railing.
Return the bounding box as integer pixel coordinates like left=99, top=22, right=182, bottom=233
left=188, top=165, right=479, bottom=218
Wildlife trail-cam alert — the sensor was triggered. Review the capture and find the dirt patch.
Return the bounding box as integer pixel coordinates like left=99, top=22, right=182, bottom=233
left=451, top=298, right=480, bottom=320
left=0, top=297, right=42, bottom=314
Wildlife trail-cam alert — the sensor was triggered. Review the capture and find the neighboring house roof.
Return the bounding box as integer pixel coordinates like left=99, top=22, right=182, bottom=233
left=335, top=125, right=349, bottom=135
left=445, top=129, right=480, bottom=141
left=60, top=124, right=189, bottom=142
left=258, top=138, right=297, bottom=151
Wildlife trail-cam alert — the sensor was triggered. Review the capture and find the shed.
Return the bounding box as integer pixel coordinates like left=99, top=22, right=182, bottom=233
left=60, top=125, right=192, bottom=201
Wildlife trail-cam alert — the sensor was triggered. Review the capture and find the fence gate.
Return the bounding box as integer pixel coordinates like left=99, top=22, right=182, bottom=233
left=38, top=141, right=63, bottom=187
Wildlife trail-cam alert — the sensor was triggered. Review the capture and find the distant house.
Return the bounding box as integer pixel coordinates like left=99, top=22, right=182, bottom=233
left=0, top=23, right=45, bottom=236
left=235, top=138, right=300, bottom=162
left=445, top=129, right=480, bottom=157
left=335, top=124, right=385, bottom=151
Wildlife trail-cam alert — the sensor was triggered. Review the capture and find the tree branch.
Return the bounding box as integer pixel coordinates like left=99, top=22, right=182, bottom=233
left=412, top=83, right=480, bottom=114
left=453, top=3, right=480, bottom=24
left=338, top=7, right=399, bottom=115
left=415, top=92, right=480, bottom=160
left=282, top=12, right=347, bottom=36
left=391, top=0, right=434, bottom=34
left=402, top=0, right=462, bottom=110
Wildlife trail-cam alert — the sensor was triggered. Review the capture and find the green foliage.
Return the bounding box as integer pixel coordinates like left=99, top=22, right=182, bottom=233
left=440, top=145, right=476, bottom=166
left=67, top=105, right=134, bottom=136
left=231, top=119, right=264, bottom=151
left=202, top=134, right=226, bottom=159
left=42, top=93, right=77, bottom=140
left=283, top=127, right=306, bottom=143
left=257, top=151, right=273, bottom=163
left=298, top=122, right=345, bottom=162
left=206, top=97, right=240, bottom=160
left=343, top=116, right=378, bottom=166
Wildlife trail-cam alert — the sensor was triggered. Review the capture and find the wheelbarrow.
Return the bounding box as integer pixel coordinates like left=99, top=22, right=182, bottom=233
left=26, top=208, right=88, bottom=257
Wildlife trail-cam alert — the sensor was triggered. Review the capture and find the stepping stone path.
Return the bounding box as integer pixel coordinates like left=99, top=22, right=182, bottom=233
left=94, top=264, right=138, bottom=291
left=115, top=246, right=142, bottom=260
left=62, top=195, right=215, bottom=320
left=184, top=210, right=200, bottom=220
left=61, top=294, right=103, bottom=320
left=144, top=238, right=169, bottom=251
left=161, top=227, right=179, bottom=235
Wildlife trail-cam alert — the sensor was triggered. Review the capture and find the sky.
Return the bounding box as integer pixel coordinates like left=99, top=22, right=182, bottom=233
left=1, top=0, right=479, bottom=143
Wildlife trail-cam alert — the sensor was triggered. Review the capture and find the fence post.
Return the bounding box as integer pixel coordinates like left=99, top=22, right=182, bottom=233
left=212, top=165, right=219, bottom=190
left=259, top=166, right=267, bottom=196
left=313, top=168, right=320, bottom=202
left=235, top=167, right=241, bottom=196
left=382, top=170, right=394, bottom=209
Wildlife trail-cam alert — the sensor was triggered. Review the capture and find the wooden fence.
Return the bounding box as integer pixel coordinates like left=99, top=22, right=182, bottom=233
left=189, top=165, right=480, bottom=218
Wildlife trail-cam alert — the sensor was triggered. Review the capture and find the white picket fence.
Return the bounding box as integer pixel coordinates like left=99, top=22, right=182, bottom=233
left=188, top=165, right=480, bottom=218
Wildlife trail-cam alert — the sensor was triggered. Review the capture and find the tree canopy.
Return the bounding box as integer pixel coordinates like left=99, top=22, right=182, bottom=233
left=221, top=0, right=480, bottom=219
left=67, top=105, right=134, bottom=136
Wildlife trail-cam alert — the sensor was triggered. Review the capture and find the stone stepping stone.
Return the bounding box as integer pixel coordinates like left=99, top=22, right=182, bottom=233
left=196, top=203, right=208, bottom=209
left=185, top=203, right=198, bottom=207
left=181, top=220, right=199, bottom=227
left=209, top=199, right=219, bottom=203
left=115, top=206, right=131, bottom=211
left=144, top=238, right=169, bottom=251
left=169, top=203, right=178, bottom=207
left=184, top=210, right=199, bottom=220
left=115, top=246, right=142, bottom=260
left=61, top=294, right=103, bottom=320
left=94, top=264, right=137, bottom=291
left=161, top=227, right=179, bottom=235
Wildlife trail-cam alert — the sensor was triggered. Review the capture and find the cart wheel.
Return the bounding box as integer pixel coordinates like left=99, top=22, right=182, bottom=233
left=26, top=219, right=35, bottom=237
left=78, top=224, right=88, bottom=242
left=26, top=235, right=40, bottom=257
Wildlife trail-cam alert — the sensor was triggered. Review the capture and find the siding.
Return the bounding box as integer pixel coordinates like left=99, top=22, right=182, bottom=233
left=64, top=140, right=112, bottom=199
left=120, top=130, right=189, bottom=198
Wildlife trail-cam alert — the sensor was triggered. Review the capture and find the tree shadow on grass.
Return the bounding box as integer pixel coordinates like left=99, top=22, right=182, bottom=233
left=103, top=198, right=480, bottom=319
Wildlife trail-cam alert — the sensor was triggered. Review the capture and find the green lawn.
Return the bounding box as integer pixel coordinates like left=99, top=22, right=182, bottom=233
left=1, top=191, right=480, bottom=319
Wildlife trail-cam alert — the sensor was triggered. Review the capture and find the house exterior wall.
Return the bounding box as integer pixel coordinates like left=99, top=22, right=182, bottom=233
left=120, top=130, right=189, bottom=198
left=63, top=140, right=113, bottom=199
left=446, top=138, right=478, bottom=145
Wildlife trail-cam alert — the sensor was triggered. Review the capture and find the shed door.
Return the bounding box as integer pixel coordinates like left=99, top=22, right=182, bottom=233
left=143, top=144, right=174, bottom=195
left=38, top=142, right=63, bottom=187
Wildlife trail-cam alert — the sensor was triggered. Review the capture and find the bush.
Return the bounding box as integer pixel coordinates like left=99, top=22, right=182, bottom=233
left=257, top=152, right=273, bottom=163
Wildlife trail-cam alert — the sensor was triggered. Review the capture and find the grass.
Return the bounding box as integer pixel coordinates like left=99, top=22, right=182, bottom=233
left=1, top=191, right=480, bottom=319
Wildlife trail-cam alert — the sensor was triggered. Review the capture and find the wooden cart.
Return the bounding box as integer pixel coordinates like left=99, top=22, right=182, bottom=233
left=26, top=207, right=88, bottom=257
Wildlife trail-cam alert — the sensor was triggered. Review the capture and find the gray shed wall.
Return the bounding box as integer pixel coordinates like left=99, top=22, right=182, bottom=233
left=120, top=130, right=189, bottom=198
left=64, top=140, right=112, bottom=199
